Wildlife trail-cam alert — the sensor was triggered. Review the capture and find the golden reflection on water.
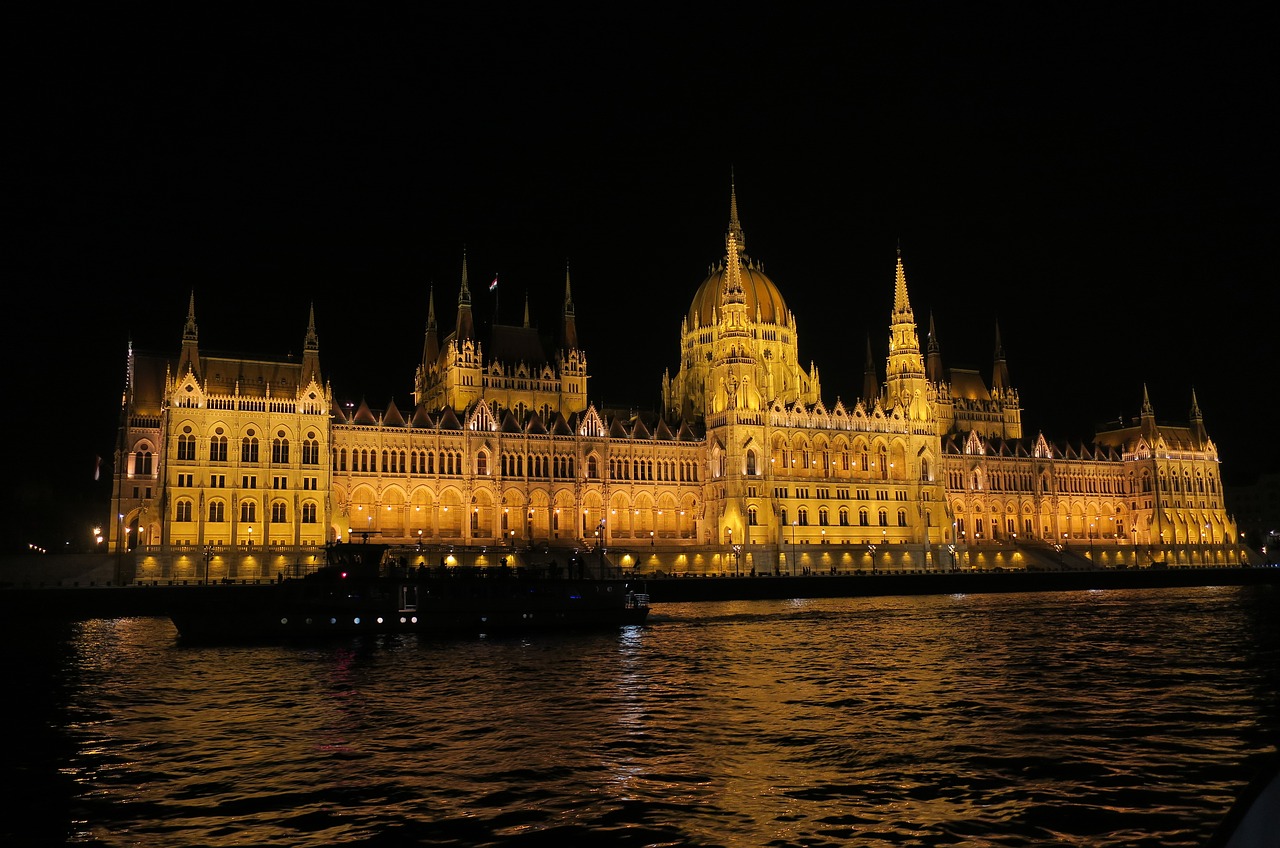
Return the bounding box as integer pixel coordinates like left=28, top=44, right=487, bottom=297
left=24, top=587, right=1280, bottom=847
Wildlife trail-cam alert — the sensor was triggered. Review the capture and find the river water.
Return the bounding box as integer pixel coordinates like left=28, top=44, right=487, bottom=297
left=6, top=585, right=1280, bottom=847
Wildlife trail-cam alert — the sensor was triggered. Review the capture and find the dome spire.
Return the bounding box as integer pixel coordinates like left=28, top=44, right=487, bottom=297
left=726, top=169, right=746, bottom=257
left=722, top=229, right=746, bottom=306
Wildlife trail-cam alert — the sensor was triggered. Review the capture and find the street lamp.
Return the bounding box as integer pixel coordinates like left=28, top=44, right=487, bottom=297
left=202, top=544, right=212, bottom=585
left=1088, top=522, right=1094, bottom=562
left=733, top=543, right=742, bottom=576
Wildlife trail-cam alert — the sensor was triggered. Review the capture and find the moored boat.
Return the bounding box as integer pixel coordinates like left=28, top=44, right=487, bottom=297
left=167, top=541, right=650, bottom=642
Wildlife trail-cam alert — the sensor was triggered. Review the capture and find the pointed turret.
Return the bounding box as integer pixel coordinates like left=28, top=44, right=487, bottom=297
left=301, top=303, right=321, bottom=387
left=523, top=290, right=531, bottom=328
left=991, top=322, right=1010, bottom=394
left=176, top=291, right=201, bottom=381
left=455, top=247, right=475, bottom=341
left=926, top=312, right=944, bottom=383
left=561, top=261, right=579, bottom=351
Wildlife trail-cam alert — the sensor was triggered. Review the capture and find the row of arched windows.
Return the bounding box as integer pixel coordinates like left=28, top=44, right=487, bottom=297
left=174, top=432, right=319, bottom=465
left=174, top=498, right=319, bottom=524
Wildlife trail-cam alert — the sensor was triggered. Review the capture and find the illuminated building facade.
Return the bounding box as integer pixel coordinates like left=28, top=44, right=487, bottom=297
left=109, top=189, right=1246, bottom=580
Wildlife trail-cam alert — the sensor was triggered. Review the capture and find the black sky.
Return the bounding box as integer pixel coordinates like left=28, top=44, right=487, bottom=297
left=6, top=3, right=1277, bottom=553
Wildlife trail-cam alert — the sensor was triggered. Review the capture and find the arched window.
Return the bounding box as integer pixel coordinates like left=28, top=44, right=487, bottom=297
left=798, top=507, right=809, bottom=526
left=301, top=502, right=317, bottom=523
left=746, top=451, right=757, bottom=475
left=208, top=500, right=225, bottom=522
left=271, top=501, right=287, bottom=523
left=241, top=436, right=259, bottom=463
left=859, top=509, right=869, bottom=526
left=272, top=437, right=290, bottom=464
left=178, top=433, right=196, bottom=461
left=897, top=509, right=907, bottom=526
left=818, top=507, right=829, bottom=526
left=839, top=507, right=849, bottom=526
left=878, top=509, right=888, bottom=526
left=240, top=501, right=256, bottom=522
left=477, top=452, right=488, bottom=476
left=176, top=500, right=192, bottom=522
left=748, top=505, right=758, bottom=526
left=210, top=435, right=228, bottom=462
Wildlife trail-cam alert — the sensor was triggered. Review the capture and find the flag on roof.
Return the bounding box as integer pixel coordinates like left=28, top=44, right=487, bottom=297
left=490, top=275, right=498, bottom=292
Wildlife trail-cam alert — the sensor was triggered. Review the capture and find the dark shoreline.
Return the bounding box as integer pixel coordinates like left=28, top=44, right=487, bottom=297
left=1, top=566, right=1276, bottom=621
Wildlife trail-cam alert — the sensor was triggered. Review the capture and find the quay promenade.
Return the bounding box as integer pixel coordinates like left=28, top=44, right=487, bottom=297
left=1, top=556, right=1277, bottom=622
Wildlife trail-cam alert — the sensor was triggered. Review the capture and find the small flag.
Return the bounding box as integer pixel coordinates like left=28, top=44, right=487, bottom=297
left=489, top=275, right=498, bottom=292
left=94, top=456, right=101, bottom=481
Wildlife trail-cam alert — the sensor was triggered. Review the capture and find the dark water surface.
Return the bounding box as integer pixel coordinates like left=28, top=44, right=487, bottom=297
left=6, top=585, right=1280, bottom=847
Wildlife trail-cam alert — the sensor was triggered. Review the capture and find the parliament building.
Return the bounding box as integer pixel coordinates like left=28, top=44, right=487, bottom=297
left=109, top=188, right=1248, bottom=581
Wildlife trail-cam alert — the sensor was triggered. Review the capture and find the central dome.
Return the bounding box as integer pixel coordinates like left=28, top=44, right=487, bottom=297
left=686, top=259, right=789, bottom=330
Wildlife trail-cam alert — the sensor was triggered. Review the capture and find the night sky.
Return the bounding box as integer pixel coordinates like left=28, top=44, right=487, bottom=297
left=7, top=4, right=1276, bottom=553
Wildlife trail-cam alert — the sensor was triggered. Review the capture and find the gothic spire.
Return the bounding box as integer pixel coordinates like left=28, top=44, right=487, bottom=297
left=991, top=321, right=1010, bottom=393
left=176, top=290, right=201, bottom=381
left=455, top=248, right=475, bottom=341
left=926, top=312, right=944, bottom=384
left=893, top=244, right=913, bottom=317
left=561, top=260, right=579, bottom=351
left=863, top=334, right=879, bottom=404
left=423, top=285, right=439, bottom=365
left=301, top=302, right=321, bottom=387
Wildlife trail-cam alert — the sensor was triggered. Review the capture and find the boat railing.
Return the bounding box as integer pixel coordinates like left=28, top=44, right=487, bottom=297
left=628, top=593, right=650, bottom=609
